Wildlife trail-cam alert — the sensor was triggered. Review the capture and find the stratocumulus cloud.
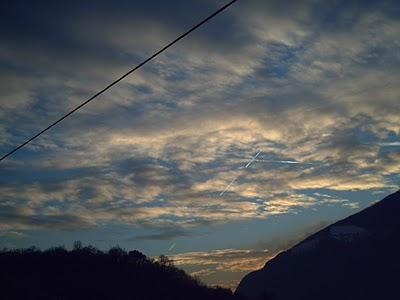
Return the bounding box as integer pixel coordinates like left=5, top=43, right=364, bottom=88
left=171, top=248, right=272, bottom=289
left=0, top=0, right=398, bottom=229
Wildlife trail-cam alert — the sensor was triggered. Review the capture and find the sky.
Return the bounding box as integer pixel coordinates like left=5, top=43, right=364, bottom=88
left=1, top=0, right=400, bottom=289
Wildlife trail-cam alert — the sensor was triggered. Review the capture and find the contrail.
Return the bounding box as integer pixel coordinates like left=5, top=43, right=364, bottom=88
left=244, top=151, right=261, bottom=168
left=168, top=243, right=176, bottom=251
left=377, top=142, right=400, bottom=146
left=219, top=176, right=239, bottom=196
left=220, top=151, right=261, bottom=196
left=362, top=141, right=400, bottom=147
left=228, top=158, right=313, bottom=165
left=219, top=154, right=315, bottom=196
left=253, top=159, right=314, bottom=165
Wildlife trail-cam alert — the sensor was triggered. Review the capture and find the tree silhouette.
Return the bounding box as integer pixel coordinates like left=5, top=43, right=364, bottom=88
left=0, top=243, right=247, bottom=300
left=73, top=240, right=83, bottom=251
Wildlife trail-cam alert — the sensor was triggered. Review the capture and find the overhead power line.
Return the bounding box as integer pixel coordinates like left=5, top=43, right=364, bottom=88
left=0, top=0, right=239, bottom=163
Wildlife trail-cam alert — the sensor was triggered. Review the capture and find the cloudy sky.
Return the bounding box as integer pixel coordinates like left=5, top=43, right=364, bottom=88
left=1, top=0, right=399, bottom=289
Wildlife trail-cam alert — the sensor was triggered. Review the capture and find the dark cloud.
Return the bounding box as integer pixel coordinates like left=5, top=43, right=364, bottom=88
left=0, top=204, right=91, bottom=230
left=131, top=227, right=197, bottom=241
left=250, top=220, right=331, bottom=253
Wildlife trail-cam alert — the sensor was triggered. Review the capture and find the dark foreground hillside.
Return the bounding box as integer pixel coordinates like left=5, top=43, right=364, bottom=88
left=0, top=244, right=244, bottom=300
left=236, top=190, right=400, bottom=300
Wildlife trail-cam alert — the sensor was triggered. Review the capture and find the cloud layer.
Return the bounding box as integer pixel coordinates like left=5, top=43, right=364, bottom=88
left=0, top=0, right=399, bottom=286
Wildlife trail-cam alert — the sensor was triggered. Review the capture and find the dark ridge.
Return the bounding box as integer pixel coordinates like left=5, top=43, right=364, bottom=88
left=0, top=242, right=246, bottom=300
left=236, top=190, right=400, bottom=300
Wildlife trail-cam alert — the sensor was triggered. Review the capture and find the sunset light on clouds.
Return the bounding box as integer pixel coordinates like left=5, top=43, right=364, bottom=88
left=1, top=0, right=399, bottom=288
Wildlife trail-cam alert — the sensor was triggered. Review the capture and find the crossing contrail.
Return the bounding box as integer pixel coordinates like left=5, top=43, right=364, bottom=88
left=219, top=154, right=315, bottom=196
left=220, top=151, right=261, bottom=196
left=244, top=151, right=261, bottom=168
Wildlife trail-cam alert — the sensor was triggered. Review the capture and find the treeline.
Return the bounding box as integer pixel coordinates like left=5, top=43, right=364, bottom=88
left=0, top=242, right=245, bottom=300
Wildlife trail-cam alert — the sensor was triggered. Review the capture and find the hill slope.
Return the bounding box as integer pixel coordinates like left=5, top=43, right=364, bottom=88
left=0, top=246, right=243, bottom=300
left=236, top=190, right=400, bottom=300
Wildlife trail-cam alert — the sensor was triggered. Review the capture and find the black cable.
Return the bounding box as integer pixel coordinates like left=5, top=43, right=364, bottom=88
left=0, top=0, right=239, bottom=162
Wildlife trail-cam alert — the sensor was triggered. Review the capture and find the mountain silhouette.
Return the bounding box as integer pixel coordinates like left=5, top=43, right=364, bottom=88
left=236, top=190, right=400, bottom=300
left=0, top=243, right=245, bottom=300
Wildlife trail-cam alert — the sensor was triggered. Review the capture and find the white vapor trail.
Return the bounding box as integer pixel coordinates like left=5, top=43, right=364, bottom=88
left=219, top=176, right=239, bottom=196
left=377, top=142, right=400, bottom=146
left=220, top=151, right=261, bottom=196
left=253, top=159, right=314, bottom=165
left=168, top=243, right=176, bottom=251
left=244, top=151, right=261, bottom=168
